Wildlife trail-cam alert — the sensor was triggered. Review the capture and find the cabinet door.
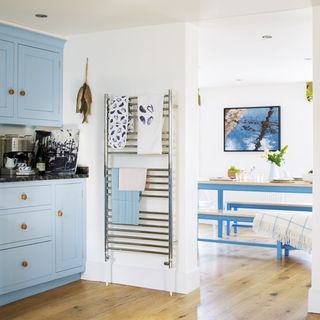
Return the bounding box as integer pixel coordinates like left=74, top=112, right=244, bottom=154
left=55, top=182, right=84, bottom=272
left=17, top=45, right=61, bottom=125
left=0, top=39, right=14, bottom=118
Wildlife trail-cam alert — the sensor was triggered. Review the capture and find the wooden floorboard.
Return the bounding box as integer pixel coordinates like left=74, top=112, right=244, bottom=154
left=0, top=224, right=319, bottom=320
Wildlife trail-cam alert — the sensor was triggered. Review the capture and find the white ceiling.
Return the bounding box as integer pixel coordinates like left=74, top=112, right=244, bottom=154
left=0, top=1, right=313, bottom=87
left=198, top=8, right=313, bottom=87
left=0, top=0, right=313, bottom=36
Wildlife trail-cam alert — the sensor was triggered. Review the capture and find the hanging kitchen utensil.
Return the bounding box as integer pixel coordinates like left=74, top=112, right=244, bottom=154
left=76, top=58, right=93, bottom=123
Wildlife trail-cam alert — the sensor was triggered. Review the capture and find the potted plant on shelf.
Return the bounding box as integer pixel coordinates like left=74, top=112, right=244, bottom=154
left=227, top=165, right=241, bottom=179
left=264, top=145, right=288, bottom=181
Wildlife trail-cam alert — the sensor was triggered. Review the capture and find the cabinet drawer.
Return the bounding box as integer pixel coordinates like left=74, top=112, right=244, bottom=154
left=0, top=210, right=52, bottom=245
left=0, top=185, right=52, bottom=210
left=0, top=241, right=53, bottom=288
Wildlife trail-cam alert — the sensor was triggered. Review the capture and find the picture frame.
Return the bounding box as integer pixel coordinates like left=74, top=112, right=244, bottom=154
left=46, top=129, right=80, bottom=174
left=224, top=106, right=281, bottom=152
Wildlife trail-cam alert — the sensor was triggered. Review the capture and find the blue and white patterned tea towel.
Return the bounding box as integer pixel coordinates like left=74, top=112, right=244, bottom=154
left=253, top=211, right=312, bottom=253
left=108, top=96, right=129, bottom=149
left=137, top=95, right=163, bottom=154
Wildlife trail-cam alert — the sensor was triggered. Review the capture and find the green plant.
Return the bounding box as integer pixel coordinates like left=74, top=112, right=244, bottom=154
left=228, top=165, right=241, bottom=173
left=227, top=166, right=241, bottom=179
left=264, top=145, right=288, bottom=167
left=306, top=82, right=313, bottom=102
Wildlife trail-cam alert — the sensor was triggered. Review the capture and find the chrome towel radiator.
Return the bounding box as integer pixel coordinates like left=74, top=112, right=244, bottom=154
left=104, top=90, right=174, bottom=284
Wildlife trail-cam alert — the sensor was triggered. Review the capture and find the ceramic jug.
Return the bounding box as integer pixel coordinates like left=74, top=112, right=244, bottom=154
left=4, top=157, right=17, bottom=169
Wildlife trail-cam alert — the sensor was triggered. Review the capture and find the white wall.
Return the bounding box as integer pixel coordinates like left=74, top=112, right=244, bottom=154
left=199, top=82, right=313, bottom=207
left=63, top=23, right=199, bottom=293
left=309, top=4, right=320, bottom=314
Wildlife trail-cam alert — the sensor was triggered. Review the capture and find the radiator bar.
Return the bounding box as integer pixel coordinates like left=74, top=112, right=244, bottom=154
left=106, top=247, right=168, bottom=255
left=107, top=215, right=168, bottom=222
left=106, top=193, right=168, bottom=199
left=108, top=228, right=168, bottom=235
left=108, top=235, right=168, bottom=242
left=108, top=241, right=168, bottom=249
left=107, top=209, right=168, bottom=215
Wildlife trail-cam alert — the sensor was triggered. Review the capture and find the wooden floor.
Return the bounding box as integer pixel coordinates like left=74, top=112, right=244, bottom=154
left=1, top=225, right=320, bottom=320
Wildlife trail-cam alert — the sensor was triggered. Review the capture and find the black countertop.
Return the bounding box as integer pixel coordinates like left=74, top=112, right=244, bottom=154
left=0, top=173, right=89, bottom=183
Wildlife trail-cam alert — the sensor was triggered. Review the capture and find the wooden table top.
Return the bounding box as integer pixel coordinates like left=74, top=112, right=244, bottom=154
left=198, top=179, right=312, bottom=188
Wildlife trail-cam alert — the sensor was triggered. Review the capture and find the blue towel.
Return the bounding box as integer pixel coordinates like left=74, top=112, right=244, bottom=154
left=112, top=168, right=140, bottom=225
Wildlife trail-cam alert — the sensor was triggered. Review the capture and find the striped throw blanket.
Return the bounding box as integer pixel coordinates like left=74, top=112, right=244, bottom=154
left=253, top=212, right=312, bottom=253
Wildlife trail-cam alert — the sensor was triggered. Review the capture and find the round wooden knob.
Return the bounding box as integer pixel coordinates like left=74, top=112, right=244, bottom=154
left=21, top=261, right=28, bottom=267
left=21, top=193, right=28, bottom=201
left=21, top=223, right=28, bottom=230
left=8, top=89, right=15, bottom=95
left=20, top=90, right=26, bottom=96
left=57, top=210, right=64, bottom=217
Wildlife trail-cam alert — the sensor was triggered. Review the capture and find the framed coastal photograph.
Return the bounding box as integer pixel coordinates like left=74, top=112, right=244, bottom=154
left=224, top=106, right=281, bottom=152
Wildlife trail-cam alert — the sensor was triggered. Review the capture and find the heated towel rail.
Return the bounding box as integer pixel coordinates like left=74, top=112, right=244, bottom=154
left=104, top=90, right=174, bottom=271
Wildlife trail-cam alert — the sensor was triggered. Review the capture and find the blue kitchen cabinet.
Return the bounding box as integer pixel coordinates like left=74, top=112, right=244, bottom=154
left=0, top=179, right=86, bottom=306
left=55, top=182, right=85, bottom=272
left=0, top=23, right=65, bottom=127
left=0, top=39, right=14, bottom=118
left=17, top=45, right=61, bottom=125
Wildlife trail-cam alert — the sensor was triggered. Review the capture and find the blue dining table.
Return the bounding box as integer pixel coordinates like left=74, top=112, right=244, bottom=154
left=198, top=179, right=312, bottom=211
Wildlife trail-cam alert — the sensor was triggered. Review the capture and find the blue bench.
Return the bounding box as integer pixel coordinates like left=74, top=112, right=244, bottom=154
left=197, top=210, right=290, bottom=260
left=226, top=201, right=312, bottom=234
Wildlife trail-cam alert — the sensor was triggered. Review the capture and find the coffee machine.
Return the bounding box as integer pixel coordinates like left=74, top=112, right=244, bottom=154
left=0, top=135, right=34, bottom=175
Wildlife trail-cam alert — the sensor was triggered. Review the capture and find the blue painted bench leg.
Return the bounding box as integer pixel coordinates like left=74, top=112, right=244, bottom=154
left=217, top=190, right=224, bottom=238
left=234, top=222, right=238, bottom=234
left=276, top=241, right=283, bottom=260
left=226, top=221, right=231, bottom=236
left=226, top=203, right=232, bottom=235
left=218, top=220, right=223, bottom=238
left=285, top=246, right=290, bottom=257
left=226, top=203, right=238, bottom=235
left=233, top=206, right=238, bottom=234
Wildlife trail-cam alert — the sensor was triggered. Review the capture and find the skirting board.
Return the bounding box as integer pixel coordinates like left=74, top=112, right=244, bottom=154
left=82, top=259, right=200, bottom=294
left=175, top=269, right=200, bottom=294
left=109, top=263, right=200, bottom=294
left=308, top=287, right=320, bottom=313
left=81, top=260, right=109, bottom=282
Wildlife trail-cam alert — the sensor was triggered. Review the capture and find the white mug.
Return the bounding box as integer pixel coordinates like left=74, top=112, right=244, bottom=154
left=4, top=157, right=17, bottom=169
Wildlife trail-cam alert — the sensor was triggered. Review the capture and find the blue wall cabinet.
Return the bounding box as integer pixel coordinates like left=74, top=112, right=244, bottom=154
left=0, top=179, right=86, bottom=306
left=0, top=39, right=14, bottom=118
left=55, top=182, right=84, bottom=272
left=17, top=45, right=61, bottom=123
left=0, top=23, right=65, bottom=127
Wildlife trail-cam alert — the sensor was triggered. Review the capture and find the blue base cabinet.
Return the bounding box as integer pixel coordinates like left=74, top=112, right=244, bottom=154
left=0, top=179, right=86, bottom=306
left=0, top=23, right=65, bottom=127
left=55, top=182, right=85, bottom=272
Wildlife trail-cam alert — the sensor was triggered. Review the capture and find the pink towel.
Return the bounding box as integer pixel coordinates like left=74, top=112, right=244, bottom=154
left=119, top=168, right=147, bottom=191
